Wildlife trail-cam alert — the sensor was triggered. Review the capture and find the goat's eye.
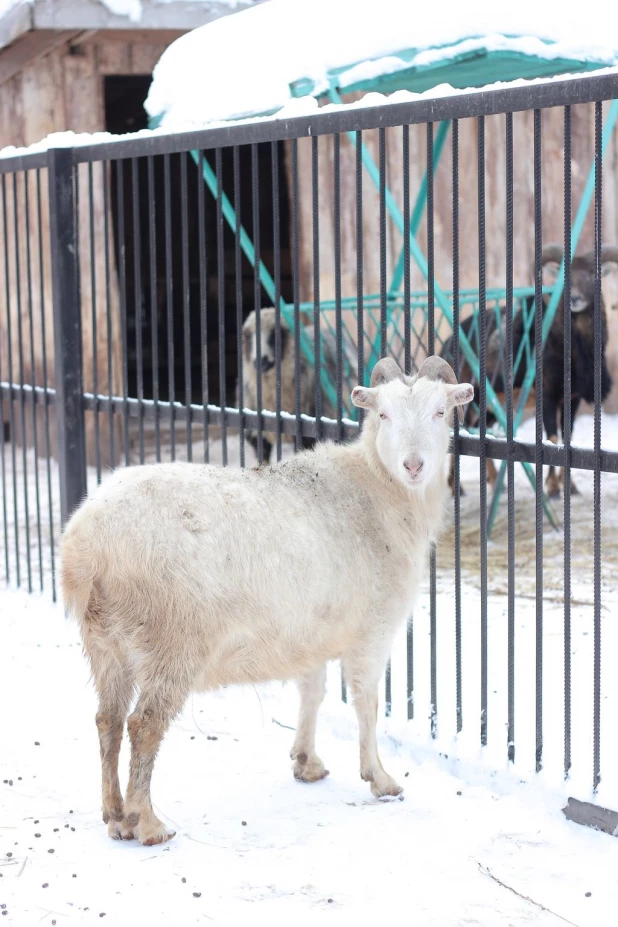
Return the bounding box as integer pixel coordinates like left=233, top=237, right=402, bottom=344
left=435, top=409, right=445, bottom=418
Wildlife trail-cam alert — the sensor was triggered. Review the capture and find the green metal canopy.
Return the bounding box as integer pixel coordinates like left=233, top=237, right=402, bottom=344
left=291, top=40, right=611, bottom=99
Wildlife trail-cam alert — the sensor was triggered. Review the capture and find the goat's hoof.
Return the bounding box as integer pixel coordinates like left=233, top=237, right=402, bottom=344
left=570, top=482, right=580, bottom=496
left=293, top=754, right=329, bottom=782
left=369, top=776, right=404, bottom=799
left=137, top=820, right=176, bottom=846
left=547, top=486, right=561, bottom=500
left=108, top=819, right=135, bottom=841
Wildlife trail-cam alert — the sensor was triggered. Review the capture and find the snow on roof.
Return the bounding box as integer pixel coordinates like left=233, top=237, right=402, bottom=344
left=98, top=0, right=249, bottom=25
left=0, top=0, right=259, bottom=35
left=144, top=0, right=618, bottom=130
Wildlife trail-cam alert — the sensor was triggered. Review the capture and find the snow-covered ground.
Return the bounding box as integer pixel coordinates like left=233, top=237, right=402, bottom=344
left=2, top=410, right=618, bottom=923
left=1, top=586, right=618, bottom=927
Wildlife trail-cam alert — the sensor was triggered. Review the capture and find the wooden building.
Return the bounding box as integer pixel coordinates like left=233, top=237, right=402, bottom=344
left=0, top=0, right=262, bottom=465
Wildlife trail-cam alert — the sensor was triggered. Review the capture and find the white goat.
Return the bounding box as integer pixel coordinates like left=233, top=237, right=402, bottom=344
left=61, top=356, right=473, bottom=846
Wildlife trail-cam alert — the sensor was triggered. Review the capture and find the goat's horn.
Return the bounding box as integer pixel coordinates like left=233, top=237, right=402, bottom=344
left=370, top=358, right=404, bottom=387
left=416, top=355, right=458, bottom=385
left=542, top=243, right=564, bottom=265
left=580, top=244, right=618, bottom=268
left=601, top=245, right=618, bottom=264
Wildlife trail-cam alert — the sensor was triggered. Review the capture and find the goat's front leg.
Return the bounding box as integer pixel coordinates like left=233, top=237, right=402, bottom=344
left=559, top=396, right=581, bottom=495
left=343, top=649, right=402, bottom=799
left=290, top=665, right=328, bottom=782
left=543, top=396, right=561, bottom=498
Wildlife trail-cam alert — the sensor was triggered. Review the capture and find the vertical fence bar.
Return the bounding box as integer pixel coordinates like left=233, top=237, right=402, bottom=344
left=505, top=113, right=515, bottom=763
left=2, top=175, right=19, bottom=585
left=312, top=136, right=322, bottom=439
left=148, top=156, right=160, bottom=462
left=164, top=153, right=175, bottom=461
left=24, top=171, right=44, bottom=589
left=132, top=157, right=144, bottom=464
left=14, top=172, right=32, bottom=592
left=198, top=151, right=209, bottom=464
left=292, top=139, right=302, bottom=452
left=48, top=148, right=86, bottom=527
left=379, top=128, right=387, bottom=359
left=233, top=147, right=243, bottom=467
left=403, top=119, right=415, bottom=706
left=426, top=123, right=435, bottom=356
left=563, top=107, right=572, bottom=779
left=250, top=144, right=262, bottom=464
left=0, top=194, right=9, bottom=584
left=117, top=161, right=130, bottom=466
left=533, top=108, right=544, bottom=772
left=334, top=133, right=343, bottom=442
left=592, top=100, right=602, bottom=793
left=88, top=163, right=101, bottom=482
left=272, top=140, right=283, bottom=461
left=37, top=168, right=56, bottom=598
left=379, top=126, right=391, bottom=715
left=427, top=122, right=437, bottom=738
left=404, top=125, right=413, bottom=720
left=478, top=116, right=488, bottom=747
left=452, top=118, right=462, bottom=733
left=356, top=131, right=364, bottom=400
left=403, top=125, right=411, bottom=376
left=103, top=162, right=115, bottom=471
left=181, top=151, right=192, bottom=461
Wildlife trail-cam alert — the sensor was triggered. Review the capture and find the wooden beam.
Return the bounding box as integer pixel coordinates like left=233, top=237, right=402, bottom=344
left=563, top=798, right=618, bottom=837
left=82, top=28, right=186, bottom=46
left=0, top=29, right=81, bottom=88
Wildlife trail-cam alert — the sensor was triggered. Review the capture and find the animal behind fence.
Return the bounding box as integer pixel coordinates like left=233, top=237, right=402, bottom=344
left=441, top=244, right=617, bottom=498
left=237, top=307, right=359, bottom=462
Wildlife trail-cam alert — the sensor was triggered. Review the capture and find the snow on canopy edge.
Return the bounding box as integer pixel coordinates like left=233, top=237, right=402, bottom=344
left=143, top=0, right=618, bottom=129
left=2, top=64, right=618, bottom=160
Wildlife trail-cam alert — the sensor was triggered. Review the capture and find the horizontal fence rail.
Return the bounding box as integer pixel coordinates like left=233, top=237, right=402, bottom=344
left=2, top=74, right=618, bottom=806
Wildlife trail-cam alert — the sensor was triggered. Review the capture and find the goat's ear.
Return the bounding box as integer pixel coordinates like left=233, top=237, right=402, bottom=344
left=542, top=260, right=561, bottom=287
left=351, top=385, right=378, bottom=411
left=602, top=256, right=618, bottom=278
left=446, top=383, right=474, bottom=425
left=446, top=383, right=474, bottom=406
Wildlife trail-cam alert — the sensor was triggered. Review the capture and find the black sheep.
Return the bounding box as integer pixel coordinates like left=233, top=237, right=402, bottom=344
left=441, top=244, right=616, bottom=499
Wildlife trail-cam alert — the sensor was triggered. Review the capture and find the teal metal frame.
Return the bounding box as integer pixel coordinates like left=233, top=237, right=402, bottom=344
left=150, top=43, right=618, bottom=535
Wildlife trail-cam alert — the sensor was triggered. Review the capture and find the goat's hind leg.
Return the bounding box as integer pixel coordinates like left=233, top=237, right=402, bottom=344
left=121, top=662, right=191, bottom=846
left=290, top=665, right=328, bottom=782
left=92, top=649, right=135, bottom=839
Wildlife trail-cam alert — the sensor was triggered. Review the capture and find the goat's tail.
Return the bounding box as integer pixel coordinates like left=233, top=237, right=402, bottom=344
left=60, top=534, right=97, bottom=630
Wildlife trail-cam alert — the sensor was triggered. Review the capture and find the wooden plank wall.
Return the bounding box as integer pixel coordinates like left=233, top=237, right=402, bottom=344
left=288, top=99, right=618, bottom=411
left=0, top=31, right=182, bottom=466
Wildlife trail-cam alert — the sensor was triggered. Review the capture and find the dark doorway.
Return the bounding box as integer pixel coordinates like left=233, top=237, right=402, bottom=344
left=103, top=75, right=293, bottom=407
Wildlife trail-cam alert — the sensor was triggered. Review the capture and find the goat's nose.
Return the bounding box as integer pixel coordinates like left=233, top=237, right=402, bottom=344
left=404, top=457, right=423, bottom=477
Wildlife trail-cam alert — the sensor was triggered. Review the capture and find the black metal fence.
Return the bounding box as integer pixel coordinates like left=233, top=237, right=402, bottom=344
left=2, top=74, right=618, bottom=802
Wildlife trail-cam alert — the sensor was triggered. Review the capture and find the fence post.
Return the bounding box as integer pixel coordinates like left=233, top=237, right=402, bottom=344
left=48, top=147, right=86, bottom=527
